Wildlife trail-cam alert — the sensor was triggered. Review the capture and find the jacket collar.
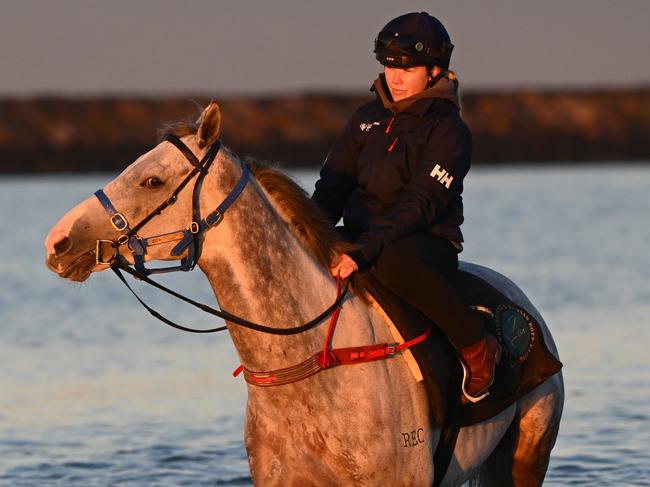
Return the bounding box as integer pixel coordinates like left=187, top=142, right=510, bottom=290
left=371, top=71, right=460, bottom=116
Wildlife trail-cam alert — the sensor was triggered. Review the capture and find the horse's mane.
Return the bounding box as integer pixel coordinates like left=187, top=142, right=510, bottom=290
left=161, top=122, right=354, bottom=270
left=247, top=161, right=355, bottom=270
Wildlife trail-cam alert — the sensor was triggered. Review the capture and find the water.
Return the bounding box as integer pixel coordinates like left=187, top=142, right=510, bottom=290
left=1, top=165, right=649, bottom=486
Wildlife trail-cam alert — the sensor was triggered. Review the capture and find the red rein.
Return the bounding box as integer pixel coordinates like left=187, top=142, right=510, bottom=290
left=233, top=278, right=431, bottom=387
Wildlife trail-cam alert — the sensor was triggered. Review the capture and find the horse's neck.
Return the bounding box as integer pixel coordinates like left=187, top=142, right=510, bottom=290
left=193, top=160, right=438, bottom=484
left=198, top=163, right=367, bottom=371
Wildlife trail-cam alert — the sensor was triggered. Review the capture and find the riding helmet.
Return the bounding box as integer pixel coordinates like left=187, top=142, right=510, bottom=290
left=374, top=12, right=454, bottom=69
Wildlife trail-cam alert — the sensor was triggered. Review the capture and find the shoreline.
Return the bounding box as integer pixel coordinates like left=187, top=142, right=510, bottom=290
left=1, top=87, right=648, bottom=173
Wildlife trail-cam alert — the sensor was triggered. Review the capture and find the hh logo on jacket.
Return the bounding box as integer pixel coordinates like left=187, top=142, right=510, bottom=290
left=430, top=164, right=454, bottom=189
left=359, top=122, right=380, bottom=132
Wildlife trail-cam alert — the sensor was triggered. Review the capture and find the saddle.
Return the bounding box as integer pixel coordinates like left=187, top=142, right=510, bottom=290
left=360, top=263, right=563, bottom=427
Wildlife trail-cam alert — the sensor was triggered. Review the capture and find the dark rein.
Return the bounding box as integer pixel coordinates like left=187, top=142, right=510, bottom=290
left=110, top=261, right=347, bottom=335
left=94, top=133, right=348, bottom=335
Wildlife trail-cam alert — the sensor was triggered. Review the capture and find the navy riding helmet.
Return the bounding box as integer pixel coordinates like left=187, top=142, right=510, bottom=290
left=374, top=12, right=454, bottom=69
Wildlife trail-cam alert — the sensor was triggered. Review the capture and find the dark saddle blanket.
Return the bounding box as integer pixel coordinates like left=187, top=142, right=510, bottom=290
left=362, top=263, right=563, bottom=427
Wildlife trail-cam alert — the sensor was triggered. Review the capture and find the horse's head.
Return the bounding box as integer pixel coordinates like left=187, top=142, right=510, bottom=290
left=44, top=101, right=225, bottom=282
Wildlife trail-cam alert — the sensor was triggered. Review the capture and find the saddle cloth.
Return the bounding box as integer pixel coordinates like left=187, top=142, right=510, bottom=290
left=360, top=264, right=563, bottom=427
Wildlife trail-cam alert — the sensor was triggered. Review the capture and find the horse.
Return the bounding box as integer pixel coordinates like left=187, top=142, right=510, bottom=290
left=44, top=101, right=564, bottom=486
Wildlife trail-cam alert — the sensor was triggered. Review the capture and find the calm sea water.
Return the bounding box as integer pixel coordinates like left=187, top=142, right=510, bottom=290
left=1, top=165, right=649, bottom=486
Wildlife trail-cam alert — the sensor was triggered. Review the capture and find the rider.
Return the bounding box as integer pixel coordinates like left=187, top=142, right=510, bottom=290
left=312, top=12, right=500, bottom=402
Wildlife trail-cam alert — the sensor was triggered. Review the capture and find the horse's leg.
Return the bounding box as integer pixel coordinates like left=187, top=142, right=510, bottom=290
left=477, top=373, right=564, bottom=487
left=441, top=406, right=516, bottom=486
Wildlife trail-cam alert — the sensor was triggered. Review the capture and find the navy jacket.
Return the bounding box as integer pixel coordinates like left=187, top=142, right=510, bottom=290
left=312, top=73, right=472, bottom=270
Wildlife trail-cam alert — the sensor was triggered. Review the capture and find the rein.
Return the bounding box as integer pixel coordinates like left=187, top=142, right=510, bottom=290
left=93, top=134, right=349, bottom=336
left=91, top=133, right=426, bottom=387
left=110, top=258, right=349, bottom=335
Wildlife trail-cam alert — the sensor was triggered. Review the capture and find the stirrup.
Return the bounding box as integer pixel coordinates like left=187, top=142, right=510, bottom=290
left=460, top=306, right=500, bottom=403
left=459, top=343, right=502, bottom=404
left=460, top=360, right=490, bottom=403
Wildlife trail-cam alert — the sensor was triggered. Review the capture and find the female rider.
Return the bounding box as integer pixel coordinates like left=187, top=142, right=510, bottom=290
left=312, top=12, right=500, bottom=402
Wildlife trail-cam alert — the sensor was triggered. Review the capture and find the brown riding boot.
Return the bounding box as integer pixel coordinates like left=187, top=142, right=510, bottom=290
left=459, top=333, right=502, bottom=403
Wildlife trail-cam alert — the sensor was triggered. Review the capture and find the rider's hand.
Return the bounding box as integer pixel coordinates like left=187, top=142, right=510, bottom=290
left=330, top=253, right=358, bottom=279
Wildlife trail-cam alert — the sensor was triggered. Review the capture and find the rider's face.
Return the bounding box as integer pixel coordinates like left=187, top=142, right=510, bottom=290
left=384, top=65, right=433, bottom=102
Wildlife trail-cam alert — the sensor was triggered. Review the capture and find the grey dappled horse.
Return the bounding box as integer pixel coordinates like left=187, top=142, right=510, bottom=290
left=45, top=101, right=564, bottom=486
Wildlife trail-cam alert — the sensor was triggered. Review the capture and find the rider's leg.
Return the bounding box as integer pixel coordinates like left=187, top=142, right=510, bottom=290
left=374, top=233, right=500, bottom=401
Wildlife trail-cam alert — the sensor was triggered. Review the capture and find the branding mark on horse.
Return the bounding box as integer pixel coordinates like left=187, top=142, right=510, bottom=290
left=401, top=428, right=425, bottom=447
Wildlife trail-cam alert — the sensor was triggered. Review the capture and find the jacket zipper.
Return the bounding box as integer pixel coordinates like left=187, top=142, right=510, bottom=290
left=386, top=116, right=398, bottom=151
left=385, top=116, right=395, bottom=133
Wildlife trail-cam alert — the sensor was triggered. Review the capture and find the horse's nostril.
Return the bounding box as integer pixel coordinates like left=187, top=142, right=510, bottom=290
left=53, top=236, right=73, bottom=256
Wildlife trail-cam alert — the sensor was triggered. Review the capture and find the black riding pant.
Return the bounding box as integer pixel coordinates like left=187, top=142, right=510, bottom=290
left=373, top=233, right=484, bottom=349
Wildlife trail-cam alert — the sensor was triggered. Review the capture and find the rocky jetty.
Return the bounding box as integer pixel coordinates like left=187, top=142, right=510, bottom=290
left=0, top=88, right=648, bottom=173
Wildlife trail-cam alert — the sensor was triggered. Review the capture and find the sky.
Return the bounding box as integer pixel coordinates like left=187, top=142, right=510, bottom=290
left=1, top=0, right=648, bottom=96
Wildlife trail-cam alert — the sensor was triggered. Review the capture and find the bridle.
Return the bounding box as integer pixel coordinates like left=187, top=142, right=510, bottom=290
left=94, top=133, right=239, bottom=276
left=92, top=133, right=348, bottom=335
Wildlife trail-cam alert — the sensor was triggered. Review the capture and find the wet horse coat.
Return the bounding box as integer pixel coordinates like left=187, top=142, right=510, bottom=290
left=44, top=101, right=564, bottom=486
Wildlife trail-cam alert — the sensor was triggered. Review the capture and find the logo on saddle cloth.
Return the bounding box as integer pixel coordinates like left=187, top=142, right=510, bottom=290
left=495, top=305, right=536, bottom=367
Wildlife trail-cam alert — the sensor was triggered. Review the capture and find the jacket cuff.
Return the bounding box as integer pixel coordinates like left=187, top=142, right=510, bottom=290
left=348, top=249, right=372, bottom=271
left=348, top=234, right=382, bottom=271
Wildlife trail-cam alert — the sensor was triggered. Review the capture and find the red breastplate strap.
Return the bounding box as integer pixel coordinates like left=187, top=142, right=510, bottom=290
left=233, top=279, right=432, bottom=387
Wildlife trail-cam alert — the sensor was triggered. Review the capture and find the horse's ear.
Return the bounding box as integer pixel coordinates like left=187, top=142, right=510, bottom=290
left=196, top=100, right=222, bottom=148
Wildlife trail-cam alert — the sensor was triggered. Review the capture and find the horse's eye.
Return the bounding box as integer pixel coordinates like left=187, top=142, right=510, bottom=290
left=142, top=177, right=164, bottom=189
